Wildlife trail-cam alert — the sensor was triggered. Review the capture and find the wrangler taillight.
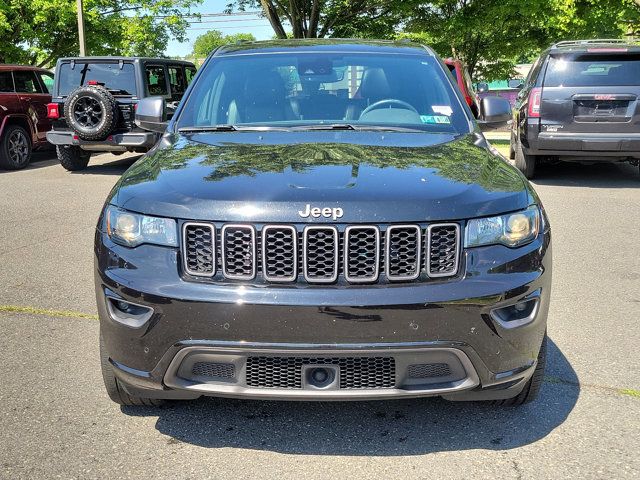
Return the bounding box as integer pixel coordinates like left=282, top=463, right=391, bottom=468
left=46, top=103, right=59, bottom=119
left=528, top=87, right=542, bottom=118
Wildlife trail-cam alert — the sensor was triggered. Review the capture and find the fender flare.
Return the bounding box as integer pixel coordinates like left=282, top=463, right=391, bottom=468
left=0, top=113, right=36, bottom=143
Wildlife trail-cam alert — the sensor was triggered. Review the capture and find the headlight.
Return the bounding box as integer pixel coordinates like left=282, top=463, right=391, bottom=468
left=106, top=206, right=178, bottom=248
left=465, top=205, right=540, bottom=248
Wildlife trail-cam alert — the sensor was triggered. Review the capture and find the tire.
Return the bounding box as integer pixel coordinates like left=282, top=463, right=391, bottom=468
left=64, top=85, right=118, bottom=141
left=100, top=333, right=164, bottom=407
left=56, top=145, right=90, bottom=171
left=492, top=334, right=547, bottom=407
left=0, top=124, right=32, bottom=170
left=515, top=139, right=537, bottom=179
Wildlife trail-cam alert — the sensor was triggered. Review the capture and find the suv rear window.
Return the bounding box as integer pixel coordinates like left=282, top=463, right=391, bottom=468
left=0, top=72, right=13, bottom=92
left=57, top=62, right=136, bottom=96
left=545, top=53, right=640, bottom=87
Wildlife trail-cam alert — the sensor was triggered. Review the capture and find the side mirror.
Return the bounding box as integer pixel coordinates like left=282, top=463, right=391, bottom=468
left=476, top=82, right=489, bottom=93
left=477, top=96, right=512, bottom=129
left=135, top=96, right=168, bottom=133
left=508, top=79, right=525, bottom=89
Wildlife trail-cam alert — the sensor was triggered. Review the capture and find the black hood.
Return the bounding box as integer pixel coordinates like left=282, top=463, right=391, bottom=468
left=111, top=131, right=528, bottom=223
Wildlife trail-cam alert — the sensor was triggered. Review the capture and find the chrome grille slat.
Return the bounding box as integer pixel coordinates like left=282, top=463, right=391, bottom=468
left=344, top=225, right=380, bottom=283
left=262, top=225, right=297, bottom=282
left=386, top=225, right=421, bottom=281
left=221, top=224, right=256, bottom=280
left=303, top=226, right=339, bottom=283
left=182, top=222, right=216, bottom=277
left=426, top=223, right=460, bottom=278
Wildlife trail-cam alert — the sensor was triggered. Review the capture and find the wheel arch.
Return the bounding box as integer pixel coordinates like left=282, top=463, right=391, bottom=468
left=0, top=114, right=36, bottom=143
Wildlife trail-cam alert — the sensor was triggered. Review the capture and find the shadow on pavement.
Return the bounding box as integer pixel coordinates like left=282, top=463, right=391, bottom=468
left=70, top=155, right=141, bottom=175
left=533, top=161, right=639, bottom=188
left=123, top=338, right=579, bottom=455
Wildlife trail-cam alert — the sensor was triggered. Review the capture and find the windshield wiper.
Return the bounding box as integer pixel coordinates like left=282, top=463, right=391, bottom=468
left=178, top=125, right=294, bottom=133
left=178, top=125, right=239, bottom=133
left=290, top=123, right=424, bottom=133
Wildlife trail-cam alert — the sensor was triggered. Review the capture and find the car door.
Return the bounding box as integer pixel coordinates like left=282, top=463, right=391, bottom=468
left=0, top=71, right=20, bottom=120
left=13, top=70, right=51, bottom=142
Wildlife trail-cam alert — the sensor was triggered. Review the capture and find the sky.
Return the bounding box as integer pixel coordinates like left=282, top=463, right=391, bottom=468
left=165, top=0, right=276, bottom=57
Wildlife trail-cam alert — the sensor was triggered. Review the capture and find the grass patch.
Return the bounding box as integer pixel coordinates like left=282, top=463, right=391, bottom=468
left=0, top=305, right=98, bottom=320
left=489, top=139, right=511, bottom=157
left=619, top=388, right=640, bottom=399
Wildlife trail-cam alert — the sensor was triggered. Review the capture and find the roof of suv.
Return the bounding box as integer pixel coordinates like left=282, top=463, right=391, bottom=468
left=55, top=57, right=195, bottom=65
left=214, top=39, right=433, bottom=56
left=0, top=64, right=51, bottom=72
left=548, top=39, right=640, bottom=54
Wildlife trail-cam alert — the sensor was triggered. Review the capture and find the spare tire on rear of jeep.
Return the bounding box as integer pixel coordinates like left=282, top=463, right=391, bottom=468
left=64, top=85, right=119, bottom=141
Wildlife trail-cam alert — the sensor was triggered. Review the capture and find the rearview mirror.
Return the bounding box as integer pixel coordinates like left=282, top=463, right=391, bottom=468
left=476, top=82, right=489, bottom=93
left=135, top=96, right=168, bottom=133
left=477, top=96, right=512, bottom=129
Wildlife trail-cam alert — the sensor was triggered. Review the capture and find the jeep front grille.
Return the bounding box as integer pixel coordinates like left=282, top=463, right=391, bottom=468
left=182, top=223, right=215, bottom=277
left=245, top=356, right=395, bottom=389
left=182, top=222, right=460, bottom=283
left=303, top=226, right=339, bottom=283
left=221, top=225, right=256, bottom=280
left=262, top=225, right=297, bottom=282
left=426, top=224, right=460, bottom=277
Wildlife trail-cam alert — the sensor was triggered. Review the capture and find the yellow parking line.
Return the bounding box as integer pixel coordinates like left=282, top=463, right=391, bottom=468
left=0, top=305, right=98, bottom=320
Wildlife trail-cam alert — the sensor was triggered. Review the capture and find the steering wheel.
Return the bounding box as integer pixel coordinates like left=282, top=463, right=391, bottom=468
left=360, top=99, right=419, bottom=116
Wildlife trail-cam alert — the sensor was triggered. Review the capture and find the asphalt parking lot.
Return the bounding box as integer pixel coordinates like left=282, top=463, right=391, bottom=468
left=1, top=150, right=639, bottom=479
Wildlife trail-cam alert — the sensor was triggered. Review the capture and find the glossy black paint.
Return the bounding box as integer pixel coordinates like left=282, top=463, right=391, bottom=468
left=96, top=40, right=551, bottom=402
left=111, top=132, right=530, bottom=223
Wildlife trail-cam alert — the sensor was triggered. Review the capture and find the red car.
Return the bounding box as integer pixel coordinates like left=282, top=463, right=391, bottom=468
left=0, top=65, right=54, bottom=170
left=444, top=58, right=480, bottom=117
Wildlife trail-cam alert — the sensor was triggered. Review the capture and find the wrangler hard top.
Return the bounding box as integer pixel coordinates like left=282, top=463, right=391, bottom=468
left=511, top=39, right=640, bottom=178
left=46, top=57, right=196, bottom=171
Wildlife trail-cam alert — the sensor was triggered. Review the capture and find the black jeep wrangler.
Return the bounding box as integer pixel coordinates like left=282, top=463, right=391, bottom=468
left=46, top=57, right=196, bottom=171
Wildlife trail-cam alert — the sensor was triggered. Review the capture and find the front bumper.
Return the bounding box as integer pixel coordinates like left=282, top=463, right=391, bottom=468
left=46, top=130, right=158, bottom=151
left=95, top=228, right=551, bottom=401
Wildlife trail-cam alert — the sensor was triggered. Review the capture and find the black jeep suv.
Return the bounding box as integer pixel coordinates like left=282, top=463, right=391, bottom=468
left=46, top=57, right=196, bottom=171
left=511, top=39, right=640, bottom=178
left=96, top=40, right=551, bottom=407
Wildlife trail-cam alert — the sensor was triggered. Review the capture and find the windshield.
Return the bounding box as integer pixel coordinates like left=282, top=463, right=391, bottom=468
left=57, top=62, right=136, bottom=96
left=176, top=52, right=469, bottom=133
left=545, top=53, right=640, bottom=87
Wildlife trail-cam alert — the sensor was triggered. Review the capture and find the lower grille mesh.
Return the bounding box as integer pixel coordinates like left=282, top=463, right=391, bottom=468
left=407, top=363, right=452, bottom=378
left=192, top=362, right=235, bottom=379
left=245, top=356, right=396, bottom=389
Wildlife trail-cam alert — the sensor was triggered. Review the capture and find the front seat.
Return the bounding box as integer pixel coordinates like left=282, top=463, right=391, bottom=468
left=228, top=71, right=298, bottom=124
left=345, top=68, right=391, bottom=120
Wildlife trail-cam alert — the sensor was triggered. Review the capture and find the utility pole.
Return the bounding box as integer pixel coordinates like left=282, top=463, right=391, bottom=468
left=77, top=0, right=86, bottom=56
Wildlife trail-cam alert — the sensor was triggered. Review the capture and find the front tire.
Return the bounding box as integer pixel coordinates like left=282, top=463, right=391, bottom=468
left=57, top=145, right=90, bottom=171
left=0, top=125, right=32, bottom=170
left=492, top=334, right=547, bottom=407
left=515, top=139, right=537, bottom=179
left=100, top=333, right=164, bottom=407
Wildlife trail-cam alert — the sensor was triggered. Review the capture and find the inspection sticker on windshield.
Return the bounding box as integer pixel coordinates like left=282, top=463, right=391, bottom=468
left=432, top=105, right=453, bottom=116
left=420, top=115, right=451, bottom=124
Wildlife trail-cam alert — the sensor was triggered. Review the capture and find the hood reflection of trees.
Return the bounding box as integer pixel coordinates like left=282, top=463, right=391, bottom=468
left=120, top=134, right=522, bottom=193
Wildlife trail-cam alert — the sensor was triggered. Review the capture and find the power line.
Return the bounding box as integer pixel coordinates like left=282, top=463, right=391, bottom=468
left=186, top=18, right=270, bottom=24
left=154, top=11, right=262, bottom=19
left=186, top=25, right=270, bottom=30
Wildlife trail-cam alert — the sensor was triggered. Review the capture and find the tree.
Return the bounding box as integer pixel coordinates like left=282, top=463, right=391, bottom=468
left=192, top=30, right=256, bottom=57
left=227, top=0, right=400, bottom=39
left=402, top=0, right=640, bottom=81
left=0, top=0, right=202, bottom=67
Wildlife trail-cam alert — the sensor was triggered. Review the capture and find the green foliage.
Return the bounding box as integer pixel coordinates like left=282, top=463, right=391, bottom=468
left=402, top=0, right=639, bottom=81
left=0, top=0, right=202, bottom=67
left=227, top=0, right=400, bottom=39
left=192, top=30, right=256, bottom=57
